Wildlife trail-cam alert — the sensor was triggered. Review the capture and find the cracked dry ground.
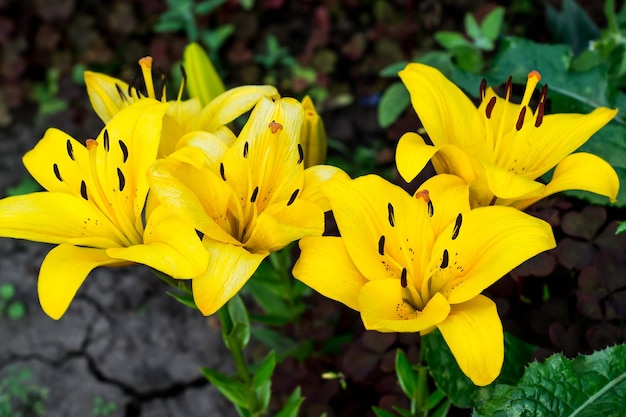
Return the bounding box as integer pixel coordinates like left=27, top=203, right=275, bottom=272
left=0, top=120, right=235, bottom=416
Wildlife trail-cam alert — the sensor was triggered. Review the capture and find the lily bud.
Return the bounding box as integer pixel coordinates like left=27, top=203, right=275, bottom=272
left=183, top=42, right=225, bottom=106
left=300, top=96, right=328, bottom=167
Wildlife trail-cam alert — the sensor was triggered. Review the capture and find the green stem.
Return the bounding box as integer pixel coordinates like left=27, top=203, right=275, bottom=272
left=153, top=270, right=192, bottom=294
left=412, top=337, right=429, bottom=417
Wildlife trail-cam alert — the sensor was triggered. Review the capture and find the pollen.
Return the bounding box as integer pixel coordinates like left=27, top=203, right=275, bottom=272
left=269, top=120, right=283, bottom=133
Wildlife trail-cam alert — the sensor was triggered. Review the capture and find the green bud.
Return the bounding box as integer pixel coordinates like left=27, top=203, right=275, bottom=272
left=183, top=42, right=225, bottom=106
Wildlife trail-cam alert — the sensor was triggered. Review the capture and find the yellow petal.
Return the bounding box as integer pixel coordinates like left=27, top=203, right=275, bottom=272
left=516, top=108, right=617, bottom=179
left=359, top=280, right=450, bottom=332
left=293, top=236, right=367, bottom=311
left=323, top=174, right=434, bottom=287
left=428, top=205, right=555, bottom=304
left=395, top=132, right=438, bottom=182
left=148, top=158, right=239, bottom=244
left=0, top=192, right=127, bottom=247
left=245, top=198, right=324, bottom=252
left=511, top=152, right=620, bottom=210
left=197, top=85, right=280, bottom=132
left=84, top=71, right=138, bottom=123
left=479, top=160, right=545, bottom=200
left=107, top=205, right=209, bottom=278
left=183, top=42, right=225, bottom=106
left=416, top=174, right=470, bottom=237
left=221, top=97, right=305, bottom=213
left=174, top=130, right=230, bottom=172
left=399, top=63, right=485, bottom=149
left=299, top=165, right=351, bottom=212
left=192, top=240, right=268, bottom=316
left=437, top=295, right=503, bottom=386
left=38, top=244, right=122, bottom=319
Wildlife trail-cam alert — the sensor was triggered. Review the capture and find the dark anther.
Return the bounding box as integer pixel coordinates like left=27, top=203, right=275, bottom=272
left=535, top=102, right=545, bottom=128
left=427, top=200, right=434, bottom=217
left=119, top=140, right=129, bottom=163
left=400, top=268, right=408, bottom=288
left=117, top=168, right=126, bottom=191
left=479, top=78, right=487, bottom=100
left=452, top=213, right=462, bottom=240
left=66, top=139, right=74, bottom=160
left=387, top=202, right=395, bottom=227
left=516, top=107, right=526, bottom=131
left=297, top=143, right=304, bottom=165
left=115, top=84, right=127, bottom=102
left=220, top=163, right=226, bottom=181
left=378, top=235, right=385, bottom=256
left=485, top=96, right=497, bottom=118
left=287, top=189, right=299, bottom=206
left=243, top=141, right=249, bottom=158
left=179, top=64, right=187, bottom=83
left=157, top=68, right=167, bottom=100
left=53, top=163, right=62, bottom=182
left=251, top=186, right=259, bottom=203
left=440, top=249, right=449, bottom=269
left=103, top=129, right=110, bottom=152
left=195, top=229, right=204, bottom=241
left=505, top=75, right=513, bottom=99
left=539, top=83, right=548, bottom=102
left=80, top=180, right=88, bottom=200
left=127, top=76, right=136, bottom=98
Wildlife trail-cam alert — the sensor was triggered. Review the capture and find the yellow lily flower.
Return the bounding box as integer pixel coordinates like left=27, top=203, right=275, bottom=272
left=300, top=95, right=328, bottom=167
left=0, top=100, right=209, bottom=319
left=293, top=174, right=556, bottom=385
left=84, top=56, right=280, bottom=156
left=148, top=97, right=327, bottom=316
left=395, top=63, right=620, bottom=209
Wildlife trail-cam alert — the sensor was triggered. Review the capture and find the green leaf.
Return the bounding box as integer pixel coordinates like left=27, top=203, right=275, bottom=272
left=395, top=349, right=419, bottom=398
left=166, top=291, right=198, bottom=310
left=220, top=295, right=251, bottom=351
left=425, top=389, right=446, bottom=410
left=481, top=7, right=505, bottom=42
left=275, top=387, right=305, bottom=417
left=6, top=302, right=26, bottom=320
left=473, top=344, right=626, bottom=417
left=380, top=61, right=409, bottom=77
left=546, top=0, right=600, bottom=54
left=0, top=284, right=15, bottom=300
left=252, top=351, right=276, bottom=389
left=464, top=13, right=482, bottom=42
left=425, top=330, right=536, bottom=409
left=616, top=221, right=626, bottom=234
left=378, top=82, right=410, bottom=128
left=255, top=380, right=272, bottom=411
left=237, top=0, right=254, bottom=10
left=372, top=407, right=397, bottom=417
left=434, top=31, right=473, bottom=51
left=194, top=0, right=227, bottom=15
left=431, top=398, right=452, bottom=417
left=201, top=368, right=249, bottom=408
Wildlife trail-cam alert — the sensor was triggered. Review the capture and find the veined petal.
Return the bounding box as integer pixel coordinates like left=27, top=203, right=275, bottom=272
left=148, top=159, right=239, bottom=244
left=437, top=295, right=503, bottom=386
left=166, top=98, right=203, bottom=132
left=197, top=85, right=280, bottom=132
left=92, top=100, right=170, bottom=235
left=192, top=240, right=267, bottom=316
left=221, top=97, right=305, bottom=213
left=517, top=108, right=617, bottom=178
left=359, top=280, right=450, bottom=333
left=479, top=160, right=544, bottom=200
left=23, top=128, right=92, bottom=195
left=399, top=63, right=485, bottom=149
left=107, top=205, right=209, bottom=278
left=428, top=206, right=555, bottom=304
left=511, top=152, right=620, bottom=210
left=245, top=198, right=324, bottom=252
left=395, top=132, right=439, bottom=182
left=416, top=174, right=470, bottom=237
left=38, top=244, right=122, bottom=319
left=293, top=236, right=367, bottom=311
left=0, top=192, right=127, bottom=247
left=158, top=112, right=186, bottom=158
left=174, top=130, right=230, bottom=173
left=84, top=71, right=138, bottom=123
left=299, top=165, right=351, bottom=212
left=324, top=174, right=434, bottom=287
